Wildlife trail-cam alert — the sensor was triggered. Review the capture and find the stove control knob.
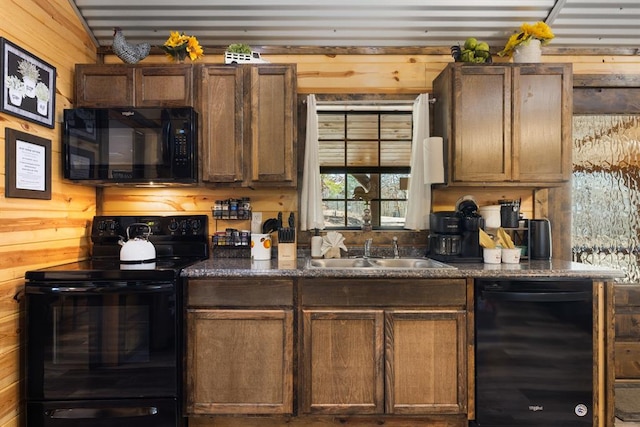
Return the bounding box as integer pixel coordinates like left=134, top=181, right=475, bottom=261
left=181, top=221, right=190, bottom=233
left=191, top=219, right=202, bottom=232
left=168, top=219, right=179, bottom=232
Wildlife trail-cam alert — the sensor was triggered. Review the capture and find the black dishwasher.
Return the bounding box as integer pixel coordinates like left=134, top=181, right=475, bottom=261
left=473, top=279, right=593, bottom=427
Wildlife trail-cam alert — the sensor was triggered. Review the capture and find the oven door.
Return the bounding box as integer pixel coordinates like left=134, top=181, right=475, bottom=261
left=26, top=280, right=179, bottom=401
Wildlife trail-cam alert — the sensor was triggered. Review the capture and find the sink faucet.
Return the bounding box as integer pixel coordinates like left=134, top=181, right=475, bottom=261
left=392, top=236, right=400, bottom=258
left=364, top=238, right=373, bottom=258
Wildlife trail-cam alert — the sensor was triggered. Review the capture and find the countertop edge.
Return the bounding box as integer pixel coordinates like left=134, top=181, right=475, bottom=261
left=182, top=258, right=625, bottom=280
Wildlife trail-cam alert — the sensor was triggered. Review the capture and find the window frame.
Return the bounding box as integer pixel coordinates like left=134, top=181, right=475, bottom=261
left=317, top=108, right=412, bottom=230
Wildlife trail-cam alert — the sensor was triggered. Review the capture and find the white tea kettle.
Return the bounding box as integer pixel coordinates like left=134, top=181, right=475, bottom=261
left=119, top=223, right=156, bottom=263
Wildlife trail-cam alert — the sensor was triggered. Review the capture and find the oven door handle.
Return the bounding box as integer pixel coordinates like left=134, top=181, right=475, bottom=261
left=48, top=406, right=158, bottom=419
left=28, top=283, right=174, bottom=294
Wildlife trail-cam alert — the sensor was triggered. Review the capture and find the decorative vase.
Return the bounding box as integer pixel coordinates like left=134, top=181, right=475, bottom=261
left=37, top=99, right=48, bottom=115
left=23, top=77, right=36, bottom=98
left=513, top=39, right=542, bottom=63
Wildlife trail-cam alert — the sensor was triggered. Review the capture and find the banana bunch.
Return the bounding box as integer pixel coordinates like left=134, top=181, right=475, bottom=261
left=459, top=37, right=491, bottom=63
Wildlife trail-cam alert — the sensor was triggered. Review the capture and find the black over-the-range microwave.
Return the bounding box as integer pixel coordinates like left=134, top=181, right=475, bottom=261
left=63, top=107, right=198, bottom=185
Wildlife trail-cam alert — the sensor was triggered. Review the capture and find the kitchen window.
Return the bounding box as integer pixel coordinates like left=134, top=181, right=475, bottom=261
left=318, top=108, right=412, bottom=229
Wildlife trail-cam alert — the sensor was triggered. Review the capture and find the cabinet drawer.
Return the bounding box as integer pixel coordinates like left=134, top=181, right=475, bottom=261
left=301, top=279, right=466, bottom=307
left=615, top=285, right=640, bottom=306
left=615, top=313, right=640, bottom=340
left=615, top=342, right=640, bottom=379
left=187, top=278, right=294, bottom=307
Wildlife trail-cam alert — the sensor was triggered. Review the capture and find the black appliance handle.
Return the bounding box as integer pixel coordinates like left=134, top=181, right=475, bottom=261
left=48, top=406, right=158, bottom=419
left=27, top=283, right=174, bottom=295
left=482, top=290, right=592, bottom=303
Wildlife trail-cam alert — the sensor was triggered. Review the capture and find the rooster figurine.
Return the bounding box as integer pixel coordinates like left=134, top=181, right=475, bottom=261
left=112, top=27, right=150, bottom=64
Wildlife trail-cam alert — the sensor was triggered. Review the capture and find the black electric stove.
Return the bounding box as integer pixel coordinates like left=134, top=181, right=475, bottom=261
left=26, top=215, right=209, bottom=282
left=25, top=215, right=208, bottom=427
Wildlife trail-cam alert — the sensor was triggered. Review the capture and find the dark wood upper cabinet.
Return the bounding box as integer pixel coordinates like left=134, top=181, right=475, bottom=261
left=75, top=64, right=193, bottom=107
left=433, top=63, right=572, bottom=186
left=198, top=64, right=297, bottom=187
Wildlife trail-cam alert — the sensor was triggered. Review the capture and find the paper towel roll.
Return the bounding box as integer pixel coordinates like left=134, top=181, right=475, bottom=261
left=311, top=235, right=323, bottom=258
left=424, top=136, right=445, bottom=184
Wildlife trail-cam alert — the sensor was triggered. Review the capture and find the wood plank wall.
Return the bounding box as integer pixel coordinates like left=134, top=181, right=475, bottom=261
left=2, top=2, right=640, bottom=425
left=0, top=1, right=97, bottom=426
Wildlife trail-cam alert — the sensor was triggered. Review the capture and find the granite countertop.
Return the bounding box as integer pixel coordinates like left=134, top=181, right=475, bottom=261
left=182, top=257, right=624, bottom=280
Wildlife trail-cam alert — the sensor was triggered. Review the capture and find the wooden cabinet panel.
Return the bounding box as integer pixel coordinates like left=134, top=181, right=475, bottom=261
left=135, top=65, right=193, bottom=107
left=75, top=64, right=134, bottom=107
left=75, top=64, right=193, bottom=107
left=199, top=65, right=244, bottom=183
left=301, top=278, right=466, bottom=307
left=200, top=64, right=297, bottom=187
left=514, top=65, right=572, bottom=182
left=433, top=62, right=572, bottom=186
left=186, top=309, right=294, bottom=415
left=614, top=285, right=640, bottom=380
left=247, top=65, right=296, bottom=186
left=300, top=279, right=467, bottom=417
left=615, top=342, right=640, bottom=379
left=454, top=66, right=511, bottom=182
left=187, top=278, right=294, bottom=307
left=385, top=310, right=466, bottom=415
left=301, top=309, right=385, bottom=414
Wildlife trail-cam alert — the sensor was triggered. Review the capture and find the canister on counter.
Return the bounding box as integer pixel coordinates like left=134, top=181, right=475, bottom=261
left=499, top=199, right=520, bottom=228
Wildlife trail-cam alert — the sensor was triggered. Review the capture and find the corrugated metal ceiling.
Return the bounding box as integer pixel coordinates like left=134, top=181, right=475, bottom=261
left=69, top=0, right=640, bottom=52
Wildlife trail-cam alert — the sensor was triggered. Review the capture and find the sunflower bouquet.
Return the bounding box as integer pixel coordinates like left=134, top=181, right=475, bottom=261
left=498, top=21, right=554, bottom=57
left=160, top=31, right=204, bottom=62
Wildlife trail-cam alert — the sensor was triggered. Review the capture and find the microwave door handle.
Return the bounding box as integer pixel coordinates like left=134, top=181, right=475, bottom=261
left=48, top=406, right=159, bottom=419
left=162, top=120, right=172, bottom=168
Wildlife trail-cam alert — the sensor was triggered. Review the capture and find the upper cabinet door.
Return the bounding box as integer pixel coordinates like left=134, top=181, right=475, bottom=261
left=75, top=64, right=193, bottom=108
left=433, top=62, right=572, bottom=186
left=246, top=64, right=297, bottom=187
left=75, top=64, right=134, bottom=107
left=453, top=65, right=511, bottom=182
left=199, top=64, right=297, bottom=187
left=135, top=65, right=193, bottom=107
left=513, top=64, right=572, bottom=182
left=199, top=65, right=245, bottom=184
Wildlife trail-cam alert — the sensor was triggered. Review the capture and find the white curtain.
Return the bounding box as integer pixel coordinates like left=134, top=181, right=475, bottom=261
left=404, top=93, right=432, bottom=230
left=300, top=94, right=325, bottom=231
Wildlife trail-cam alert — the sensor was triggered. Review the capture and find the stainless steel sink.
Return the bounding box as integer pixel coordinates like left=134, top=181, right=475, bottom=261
left=306, top=257, right=454, bottom=269
left=367, top=258, right=453, bottom=269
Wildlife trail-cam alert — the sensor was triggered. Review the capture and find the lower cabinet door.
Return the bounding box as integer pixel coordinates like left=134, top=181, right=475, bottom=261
left=301, top=309, right=385, bottom=414
left=185, top=309, right=293, bottom=415
left=301, top=309, right=467, bottom=416
left=385, top=310, right=467, bottom=415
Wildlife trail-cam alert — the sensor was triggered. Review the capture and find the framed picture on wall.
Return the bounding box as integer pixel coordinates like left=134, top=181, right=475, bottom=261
left=0, top=37, right=56, bottom=128
left=5, top=128, right=52, bottom=200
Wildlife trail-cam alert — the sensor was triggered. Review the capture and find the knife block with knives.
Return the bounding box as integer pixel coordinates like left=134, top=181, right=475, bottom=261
left=277, top=212, right=297, bottom=261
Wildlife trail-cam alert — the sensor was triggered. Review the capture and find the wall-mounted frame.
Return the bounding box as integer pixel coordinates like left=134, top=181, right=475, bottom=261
left=5, top=128, right=51, bottom=200
left=0, top=38, right=56, bottom=128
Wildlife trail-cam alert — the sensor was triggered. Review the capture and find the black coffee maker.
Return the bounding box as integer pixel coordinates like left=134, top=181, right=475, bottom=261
left=427, top=197, right=484, bottom=263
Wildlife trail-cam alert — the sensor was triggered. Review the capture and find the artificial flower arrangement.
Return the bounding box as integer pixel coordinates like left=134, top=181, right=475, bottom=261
left=5, top=75, right=24, bottom=91
left=160, top=31, right=204, bottom=62
left=498, top=21, right=554, bottom=57
left=18, top=59, right=40, bottom=82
